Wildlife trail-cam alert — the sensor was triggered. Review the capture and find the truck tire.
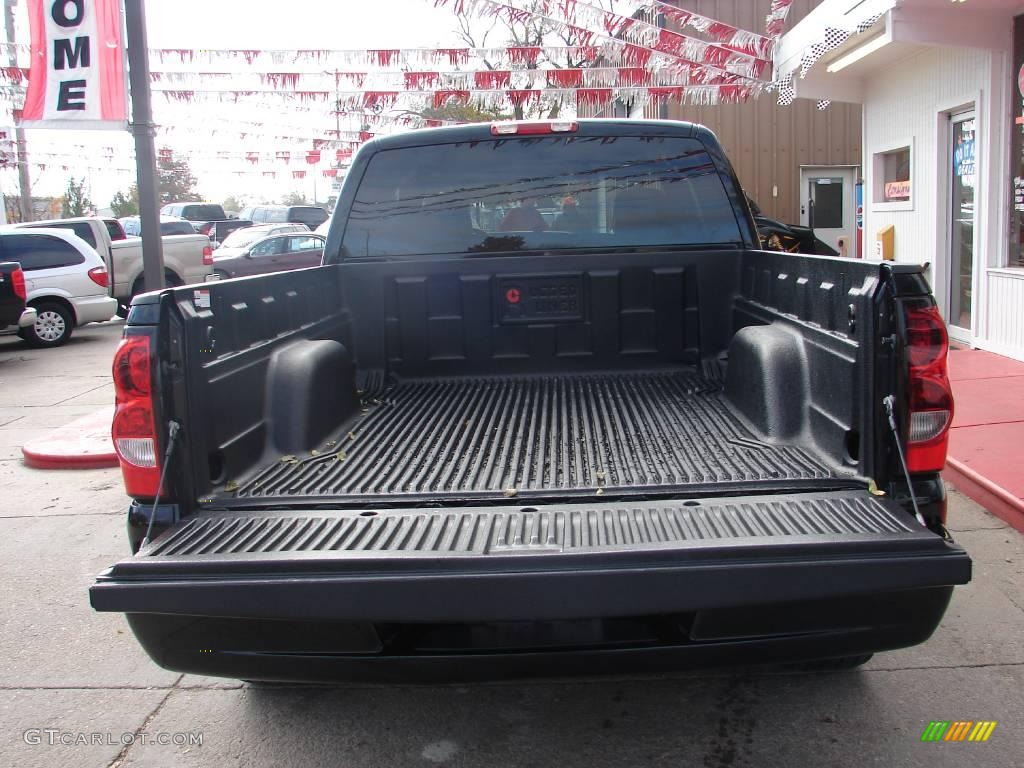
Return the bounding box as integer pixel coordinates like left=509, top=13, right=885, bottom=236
left=121, top=271, right=184, bottom=316
left=20, top=301, right=74, bottom=347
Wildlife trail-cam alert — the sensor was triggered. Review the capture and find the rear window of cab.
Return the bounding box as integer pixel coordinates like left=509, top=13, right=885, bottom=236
left=341, top=135, right=743, bottom=260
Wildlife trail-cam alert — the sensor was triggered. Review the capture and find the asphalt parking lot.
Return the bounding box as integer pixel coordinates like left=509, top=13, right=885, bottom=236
left=0, top=321, right=1021, bottom=768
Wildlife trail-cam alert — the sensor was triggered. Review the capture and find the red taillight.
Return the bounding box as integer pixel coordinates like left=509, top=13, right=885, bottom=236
left=490, top=120, right=578, bottom=135
left=113, top=335, right=152, bottom=396
left=904, top=299, right=953, bottom=473
left=10, top=267, right=26, bottom=300
left=202, top=245, right=214, bottom=266
left=88, top=266, right=108, bottom=288
left=905, top=302, right=948, bottom=369
left=111, top=335, right=162, bottom=497
left=198, top=222, right=214, bottom=235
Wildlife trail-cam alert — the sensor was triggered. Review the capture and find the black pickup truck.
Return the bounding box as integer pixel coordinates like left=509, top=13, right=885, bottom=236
left=0, top=261, right=35, bottom=334
left=91, top=120, right=971, bottom=684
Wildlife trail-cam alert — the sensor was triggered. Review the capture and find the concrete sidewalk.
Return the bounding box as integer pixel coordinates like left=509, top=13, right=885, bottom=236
left=945, top=346, right=1024, bottom=532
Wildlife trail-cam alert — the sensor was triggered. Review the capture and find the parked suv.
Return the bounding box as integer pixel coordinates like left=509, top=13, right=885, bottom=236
left=160, top=203, right=227, bottom=222
left=159, top=203, right=251, bottom=246
left=0, top=229, right=117, bottom=346
left=238, top=204, right=328, bottom=229
left=119, top=215, right=197, bottom=237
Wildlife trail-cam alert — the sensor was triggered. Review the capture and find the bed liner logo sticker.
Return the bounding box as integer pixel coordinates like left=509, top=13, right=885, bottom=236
left=193, top=289, right=211, bottom=309
left=497, top=275, right=584, bottom=324
left=920, top=721, right=997, bottom=742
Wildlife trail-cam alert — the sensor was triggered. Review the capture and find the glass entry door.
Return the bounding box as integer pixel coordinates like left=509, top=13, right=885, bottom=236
left=949, top=111, right=976, bottom=332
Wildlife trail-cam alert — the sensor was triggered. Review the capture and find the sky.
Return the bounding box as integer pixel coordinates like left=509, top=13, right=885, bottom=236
left=2, top=0, right=465, bottom=210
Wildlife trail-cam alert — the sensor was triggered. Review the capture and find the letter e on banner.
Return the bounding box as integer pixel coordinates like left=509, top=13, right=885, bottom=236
left=21, top=0, right=127, bottom=128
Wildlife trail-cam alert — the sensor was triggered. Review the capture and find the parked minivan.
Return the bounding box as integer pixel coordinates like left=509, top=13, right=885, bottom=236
left=0, top=229, right=118, bottom=346
left=238, top=205, right=328, bottom=229
left=160, top=202, right=227, bottom=222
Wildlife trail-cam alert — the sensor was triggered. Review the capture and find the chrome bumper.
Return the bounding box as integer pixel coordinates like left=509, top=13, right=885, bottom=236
left=18, top=307, right=37, bottom=328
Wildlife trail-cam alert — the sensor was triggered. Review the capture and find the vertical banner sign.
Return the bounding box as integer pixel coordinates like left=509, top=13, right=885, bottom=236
left=20, top=0, right=127, bottom=128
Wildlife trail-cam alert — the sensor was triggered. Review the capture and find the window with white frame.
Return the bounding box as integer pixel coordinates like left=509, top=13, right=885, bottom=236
left=872, top=145, right=912, bottom=208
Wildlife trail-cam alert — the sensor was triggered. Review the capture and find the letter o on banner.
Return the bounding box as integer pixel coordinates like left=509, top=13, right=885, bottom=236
left=51, top=0, right=85, bottom=28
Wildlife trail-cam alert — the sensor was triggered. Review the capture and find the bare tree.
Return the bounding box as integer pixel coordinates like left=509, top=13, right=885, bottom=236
left=449, top=0, right=597, bottom=119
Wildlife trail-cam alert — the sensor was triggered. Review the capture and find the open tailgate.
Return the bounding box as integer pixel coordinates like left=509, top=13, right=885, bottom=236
left=91, top=490, right=970, bottom=623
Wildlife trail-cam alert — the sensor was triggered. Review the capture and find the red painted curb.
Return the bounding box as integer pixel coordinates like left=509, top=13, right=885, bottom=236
left=943, top=457, right=1024, bottom=534
left=21, top=449, right=118, bottom=470
left=20, top=406, right=118, bottom=470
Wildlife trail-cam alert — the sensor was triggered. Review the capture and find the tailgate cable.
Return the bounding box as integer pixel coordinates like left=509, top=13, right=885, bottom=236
left=882, top=395, right=926, bottom=526
left=140, top=420, right=181, bottom=550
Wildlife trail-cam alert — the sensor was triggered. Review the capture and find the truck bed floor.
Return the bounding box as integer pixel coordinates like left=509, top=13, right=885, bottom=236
left=231, top=369, right=838, bottom=504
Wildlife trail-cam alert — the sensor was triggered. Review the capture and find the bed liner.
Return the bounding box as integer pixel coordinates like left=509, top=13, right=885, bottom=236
left=227, top=368, right=843, bottom=505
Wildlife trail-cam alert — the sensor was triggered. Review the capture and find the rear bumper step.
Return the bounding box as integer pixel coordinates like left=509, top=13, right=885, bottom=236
left=91, top=490, right=971, bottom=623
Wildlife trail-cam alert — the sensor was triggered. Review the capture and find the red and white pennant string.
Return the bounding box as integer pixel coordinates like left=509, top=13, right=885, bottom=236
left=765, top=0, right=795, bottom=39
left=144, top=83, right=761, bottom=110
left=436, top=0, right=769, bottom=81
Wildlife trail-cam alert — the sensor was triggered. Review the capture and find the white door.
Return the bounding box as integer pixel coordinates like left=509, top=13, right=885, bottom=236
left=799, top=167, right=857, bottom=256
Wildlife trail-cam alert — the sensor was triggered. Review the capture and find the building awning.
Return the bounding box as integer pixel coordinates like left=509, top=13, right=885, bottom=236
left=774, top=0, right=1011, bottom=105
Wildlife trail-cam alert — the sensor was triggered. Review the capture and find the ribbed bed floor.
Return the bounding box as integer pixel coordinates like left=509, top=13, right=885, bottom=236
left=233, top=370, right=836, bottom=502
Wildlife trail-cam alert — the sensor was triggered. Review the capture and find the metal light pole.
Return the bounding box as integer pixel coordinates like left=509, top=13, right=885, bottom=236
left=124, top=0, right=164, bottom=293
left=4, top=0, right=33, bottom=221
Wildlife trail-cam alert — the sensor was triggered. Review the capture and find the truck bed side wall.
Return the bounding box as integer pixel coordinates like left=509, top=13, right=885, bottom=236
left=730, top=250, right=882, bottom=482
left=157, top=250, right=885, bottom=509
left=162, top=267, right=352, bottom=504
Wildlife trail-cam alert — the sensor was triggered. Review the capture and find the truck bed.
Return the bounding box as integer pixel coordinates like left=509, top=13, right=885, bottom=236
left=97, top=121, right=970, bottom=685
left=227, top=368, right=839, bottom=506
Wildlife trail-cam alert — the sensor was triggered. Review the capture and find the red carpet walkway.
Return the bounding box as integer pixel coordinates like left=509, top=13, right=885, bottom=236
left=944, top=347, right=1024, bottom=532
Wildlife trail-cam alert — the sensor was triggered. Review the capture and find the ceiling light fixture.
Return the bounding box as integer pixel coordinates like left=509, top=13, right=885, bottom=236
left=826, top=33, right=889, bottom=73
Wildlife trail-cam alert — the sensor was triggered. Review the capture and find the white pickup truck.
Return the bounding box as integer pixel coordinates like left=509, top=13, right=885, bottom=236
left=8, top=217, right=212, bottom=315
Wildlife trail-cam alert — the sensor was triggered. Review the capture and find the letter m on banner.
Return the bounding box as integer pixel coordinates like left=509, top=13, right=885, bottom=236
left=21, top=0, right=127, bottom=128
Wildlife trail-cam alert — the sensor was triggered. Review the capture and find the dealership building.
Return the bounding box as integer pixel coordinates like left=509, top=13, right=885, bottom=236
left=777, top=0, right=1024, bottom=360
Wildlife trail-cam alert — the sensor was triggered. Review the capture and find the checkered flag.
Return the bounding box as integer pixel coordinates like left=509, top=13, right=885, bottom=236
left=775, top=74, right=795, bottom=106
